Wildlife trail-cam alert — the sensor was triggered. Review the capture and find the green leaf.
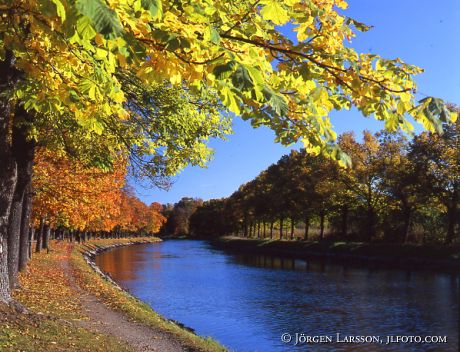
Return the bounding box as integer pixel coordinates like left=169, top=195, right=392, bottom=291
left=209, top=27, right=220, bottom=44
left=231, top=65, right=254, bottom=91
left=92, top=119, right=104, bottom=135
left=220, top=86, right=241, bottom=114
left=262, top=87, right=288, bottom=115
left=213, top=61, right=236, bottom=80
left=418, top=98, right=443, bottom=134
left=151, top=31, right=190, bottom=51
left=165, top=36, right=180, bottom=51
left=76, top=16, right=97, bottom=40
left=76, top=0, right=123, bottom=39
left=141, top=0, right=163, bottom=19
left=245, top=66, right=265, bottom=87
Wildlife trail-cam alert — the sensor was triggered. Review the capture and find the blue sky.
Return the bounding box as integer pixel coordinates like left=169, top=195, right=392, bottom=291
left=135, top=0, right=460, bottom=205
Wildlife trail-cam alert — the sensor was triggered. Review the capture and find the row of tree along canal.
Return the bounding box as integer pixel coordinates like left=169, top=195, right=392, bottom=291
left=162, top=124, right=459, bottom=246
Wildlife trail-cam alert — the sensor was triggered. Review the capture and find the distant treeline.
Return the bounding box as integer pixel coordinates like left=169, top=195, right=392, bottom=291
left=161, top=198, right=203, bottom=237
left=180, top=122, right=459, bottom=244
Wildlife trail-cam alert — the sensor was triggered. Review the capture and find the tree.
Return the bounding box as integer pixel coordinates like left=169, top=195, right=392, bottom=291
left=338, top=131, right=387, bottom=241
left=189, top=198, right=229, bottom=237
left=409, top=111, right=460, bottom=244
left=32, top=148, right=127, bottom=233
left=163, top=198, right=203, bottom=236
left=114, top=187, right=166, bottom=235
left=0, top=0, right=456, bottom=304
left=183, top=125, right=460, bottom=245
left=376, top=132, right=419, bottom=242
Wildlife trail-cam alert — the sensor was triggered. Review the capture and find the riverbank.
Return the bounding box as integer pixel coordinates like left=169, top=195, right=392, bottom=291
left=1, top=238, right=225, bottom=352
left=210, top=237, right=460, bottom=272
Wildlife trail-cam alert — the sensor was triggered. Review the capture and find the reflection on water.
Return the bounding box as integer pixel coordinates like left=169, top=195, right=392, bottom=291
left=96, top=240, right=459, bottom=352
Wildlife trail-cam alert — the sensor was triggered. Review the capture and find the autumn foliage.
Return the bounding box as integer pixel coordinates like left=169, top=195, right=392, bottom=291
left=0, top=0, right=457, bottom=304
left=32, top=149, right=165, bottom=235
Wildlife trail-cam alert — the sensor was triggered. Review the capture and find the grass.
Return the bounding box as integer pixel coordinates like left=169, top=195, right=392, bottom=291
left=1, top=237, right=226, bottom=352
left=0, top=309, right=133, bottom=352
left=1, top=240, right=133, bottom=352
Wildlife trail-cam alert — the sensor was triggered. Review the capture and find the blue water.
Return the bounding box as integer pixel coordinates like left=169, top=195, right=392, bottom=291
left=95, top=240, right=459, bottom=351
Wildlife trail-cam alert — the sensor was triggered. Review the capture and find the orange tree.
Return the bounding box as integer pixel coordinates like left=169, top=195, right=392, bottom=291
left=114, top=187, right=165, bottom=235
left=32, top=148, right=126, bottom=230
left=32, top=149, right=165, bottom=235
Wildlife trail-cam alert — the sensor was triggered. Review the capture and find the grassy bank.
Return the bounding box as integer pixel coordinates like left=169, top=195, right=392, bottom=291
left=1, top=238, right=225, bottom=352
left=73, top=238, right=225, bottom=351
left=211, top=236, right=460, bottom=272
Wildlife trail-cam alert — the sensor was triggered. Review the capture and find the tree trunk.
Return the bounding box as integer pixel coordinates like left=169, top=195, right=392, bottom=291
left=257, top=222, right=260, bottom=238
left=36, top=217, right=45, bottom=253
left=43, top=225, right=50, bottom=253
left=290, top=219, right=295, bottom=240
left=243, top=216, right=248, bottom=237
left=403, top=208, right=412, bottom=244
left=341, top=205, right=348, bottom=237
left=270, top=220, right=274, bottom=239
left=445, top=203, right=457, bottom=245
left=319, top=212, right=325, bottom=240
left=28, top=227, right=34, bottom=260
left=304, top=216, right=310, bottom=241
left=263, top=221, right=266, bottom=238
left=7, top=190, right=23, bottom=289
left=18, top=185, right=32, bottom=272
left=367, top=207, right=375, bottom=242
left=279, top=217, right=284, bottom=240
left=0, top=161, right=16, bottom=302
left=7, top=116, right=34, bottom=287
left=0, top=49, right=22, bottom=304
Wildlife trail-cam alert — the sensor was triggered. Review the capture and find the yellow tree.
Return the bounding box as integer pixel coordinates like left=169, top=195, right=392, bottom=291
left=409, top=109, right=460, bottom=244
left=338, top=131, right=387, bottom=241
left=0, top=0, right=457, bottom=302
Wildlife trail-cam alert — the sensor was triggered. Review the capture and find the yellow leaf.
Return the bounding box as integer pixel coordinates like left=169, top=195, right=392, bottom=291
left=260, top=1, right=289, bottom=25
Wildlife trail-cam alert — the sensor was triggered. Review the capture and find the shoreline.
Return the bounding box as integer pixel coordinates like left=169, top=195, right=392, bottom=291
left=77, top=238, right=226, bottom=351
left=80, top=239, right=160, bottom=292
left=208, top=237, right=460, bottom=273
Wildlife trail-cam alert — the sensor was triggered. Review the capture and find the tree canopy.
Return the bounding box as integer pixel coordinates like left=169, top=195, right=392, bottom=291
left=1, top=0, right=456, bottom=168
left=32, top=148, right=166, bottom=233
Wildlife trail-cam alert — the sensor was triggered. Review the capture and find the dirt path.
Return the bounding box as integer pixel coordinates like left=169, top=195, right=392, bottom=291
left=78, top=292, right=184, bottom=352
left=61, top=255, right=184, bottom=352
